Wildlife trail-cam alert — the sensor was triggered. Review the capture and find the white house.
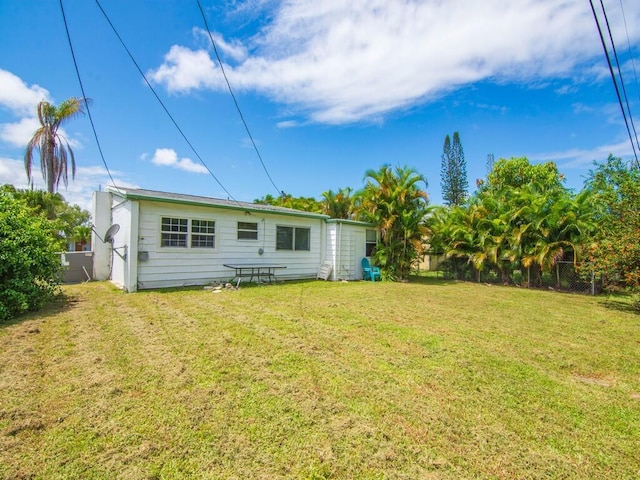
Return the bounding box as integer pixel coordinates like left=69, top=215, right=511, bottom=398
left=92, top=187, right=377, bottom=292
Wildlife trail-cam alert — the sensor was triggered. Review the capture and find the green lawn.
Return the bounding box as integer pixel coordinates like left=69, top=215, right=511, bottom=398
left=1, top=279, right=639, bottom=479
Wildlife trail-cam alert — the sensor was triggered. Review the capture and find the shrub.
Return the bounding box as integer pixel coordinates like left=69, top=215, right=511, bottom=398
left=0, top=191, right=62, bottom=322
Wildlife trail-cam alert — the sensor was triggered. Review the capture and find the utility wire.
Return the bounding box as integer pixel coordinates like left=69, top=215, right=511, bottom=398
left=599, top=0, right=640, bottom=159
left=589, top=0, right=639, bottom=168
left=196, top=0, right=282, bottom=196
left=618, top=0, right=640, bottom=103
left=59, top=0, right=119, bottom=191
left=94, top=0, right=239, bottom=203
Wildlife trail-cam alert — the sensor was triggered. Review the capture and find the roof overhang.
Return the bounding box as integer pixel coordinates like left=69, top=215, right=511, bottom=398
left=106, top=187, right=330, bottom=221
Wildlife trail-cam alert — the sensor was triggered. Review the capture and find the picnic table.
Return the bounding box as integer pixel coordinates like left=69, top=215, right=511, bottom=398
left=223, top=264, right=287, bottom=287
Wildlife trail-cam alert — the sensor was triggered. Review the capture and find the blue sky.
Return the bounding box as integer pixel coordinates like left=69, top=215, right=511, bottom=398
left=1, top=0, right=639, bottom=211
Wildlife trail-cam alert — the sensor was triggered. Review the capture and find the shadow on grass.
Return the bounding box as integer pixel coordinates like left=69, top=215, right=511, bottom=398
left=145, top=278, right=321, bottom=295
left=408, top=275, right=458, bottom=286
left=0, top=289, right=81, bottom=330
left=143, top=277, right=457, bottom=294
left=600, top=294, right=640, bottom=314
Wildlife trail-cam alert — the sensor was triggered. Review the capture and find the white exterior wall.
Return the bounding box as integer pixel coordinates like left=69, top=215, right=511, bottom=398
left=324, top=224, right=338, bottom=280
left=92, top=191, right=112, bottom=281
left=109, top=197, right=135, bottom=291
left=134, top=200, right=326, bottom=289
left=324, top=222, right=369, bottom=281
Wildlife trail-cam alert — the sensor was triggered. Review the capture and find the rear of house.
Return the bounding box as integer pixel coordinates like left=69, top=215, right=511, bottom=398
left=324, top=219, right=378, bottom=281
left=93, top=187, right=376, bottom=291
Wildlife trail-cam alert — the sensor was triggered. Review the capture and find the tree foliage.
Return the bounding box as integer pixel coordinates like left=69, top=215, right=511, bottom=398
left=24, top=97, right=87, bottom=193
left=480, top=156, right=565, bottom=193
left=355, top=165, right=430, bottom=281
left=582, top=155, right=640, bottom=294
left=0, top=190, right=62, bottom=322
left=430, top=157, right=596, bottom=285
left=254, top=192, right=323, bottom=213
left=0, top=185, right=91, bottom=249
left=321, top=187, right=354, bottom=219
left=440, top=132, right=468, bottom=206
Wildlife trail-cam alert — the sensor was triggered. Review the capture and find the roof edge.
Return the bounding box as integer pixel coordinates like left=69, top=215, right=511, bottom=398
left=325, top=218, right=375, bottom=227
left=106, top=187, right=330, bottom=220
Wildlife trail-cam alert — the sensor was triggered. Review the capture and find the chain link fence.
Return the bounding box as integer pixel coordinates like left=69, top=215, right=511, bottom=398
left=420, top=255, right=599, bottom=295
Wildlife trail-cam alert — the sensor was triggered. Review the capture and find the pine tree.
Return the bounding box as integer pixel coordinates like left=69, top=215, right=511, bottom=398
left=486, top=153, right=495, bottom=174
left=440, top=131, right=468, bottom=206
left=440, top=134, right=452, bottom=204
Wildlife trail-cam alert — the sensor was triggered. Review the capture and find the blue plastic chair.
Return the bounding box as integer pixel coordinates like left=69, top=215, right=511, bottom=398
left=361, top=257, right=381, bottom=282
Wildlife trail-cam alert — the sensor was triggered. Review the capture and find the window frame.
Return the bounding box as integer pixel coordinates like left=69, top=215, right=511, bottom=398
left=159, top=216, right=216, bottom=250
left=161, top=217, right=188, bottom=248
left=276, top=225, right=311, bottom=251
left=365, top=229, right=377, bottom=257
left=237, top=221, right=259, bottom=241
left=191, top=219, right=216, bottom=248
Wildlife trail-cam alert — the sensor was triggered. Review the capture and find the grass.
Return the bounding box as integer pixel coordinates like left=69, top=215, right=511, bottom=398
left=1, top=278, right=639, bottom=479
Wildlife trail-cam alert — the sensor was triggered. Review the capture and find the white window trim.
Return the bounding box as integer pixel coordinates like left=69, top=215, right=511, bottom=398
left=191, top=219, right=216, bottom=249
left=365, top=229, right=377, bottom=257
left=237, top=221, right=259, bottom=241
left=159, top=216, right=217, bottom=250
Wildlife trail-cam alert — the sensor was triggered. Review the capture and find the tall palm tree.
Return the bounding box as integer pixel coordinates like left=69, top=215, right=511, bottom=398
left=24, top=97, right=87, bottom=193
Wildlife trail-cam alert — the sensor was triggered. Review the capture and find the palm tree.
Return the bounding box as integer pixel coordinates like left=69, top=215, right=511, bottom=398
left=24, top=97, right=87, bottom=193
left=356, top=165, right=430, bottom=280
left=321, top=187, right=354, bottom=219
left=72, top=225, right=93, bottom=251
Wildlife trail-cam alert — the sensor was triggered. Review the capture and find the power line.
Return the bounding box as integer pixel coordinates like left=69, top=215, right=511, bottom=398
left=589, top=0, right=639, bottom=168
left=59, top=0, right=119, bottom=191
left=599, top=0, right=640, bottom=159
left=618, top=0, right=640, bottom=103
left=94, top=0, right=239, bottom=203
left=195, top=0, right=282, bottom=196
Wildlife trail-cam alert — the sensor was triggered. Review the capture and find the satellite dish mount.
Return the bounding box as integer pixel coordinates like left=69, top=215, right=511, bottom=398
left=92, top=223, right=120, bottom=244
left=92, top=224, right=126, bottom=260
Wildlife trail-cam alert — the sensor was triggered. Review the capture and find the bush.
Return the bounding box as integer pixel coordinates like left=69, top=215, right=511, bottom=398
left=0, top=191, right=62, bottom=322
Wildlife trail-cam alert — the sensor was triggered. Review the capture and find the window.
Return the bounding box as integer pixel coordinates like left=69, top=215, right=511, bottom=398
left=160, top=217, right=215, bottom=249
left=161, top=217, right=188, bottom=247
left=276, top=226, right=310, bottom=251
left=237, top=221, right=258, bottom=240
left=276, top=226, right=293, bottom=250
left=295, top=228, right=310, bottom=251
left=191, top=220, right=215, bottom=248
left=365, top=229, right=377, bottom=256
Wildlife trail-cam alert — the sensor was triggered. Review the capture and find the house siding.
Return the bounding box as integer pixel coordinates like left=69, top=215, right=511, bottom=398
left=325, top=221, right=370, bottom=281
left=93, top=188, right=374, bottom=290
left=109, top=197, right=134, bottom=290
left=135, top=200, right=324, bottom=289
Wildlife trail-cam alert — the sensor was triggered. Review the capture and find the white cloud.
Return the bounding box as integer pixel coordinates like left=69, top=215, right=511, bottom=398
left=0, top=69, right=50, bottom=148
left=0, top=69, right=50, bottom=116
left=147, top=46, right=222, bottom=93
left=0, top=156, right=137, bottom=211
left=148, top=0, right=640, bottom=124
left=0, top=156, right=31, bottom=188
left=276, top=120, right=300, bottom=128
left=0, top=118, right=82, bottom=152
left=193, top=28, right=248, bottom=62
left=0, top=70, right=85, bottom=150
left=533, top=139, right=636, bottom=169
left=149, top=148, right=208, bottom=174
left=0, top=116, right=40, bottom=147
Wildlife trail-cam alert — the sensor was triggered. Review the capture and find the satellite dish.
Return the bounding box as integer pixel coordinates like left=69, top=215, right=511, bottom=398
left=103, top=224, right=120, bottom=243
